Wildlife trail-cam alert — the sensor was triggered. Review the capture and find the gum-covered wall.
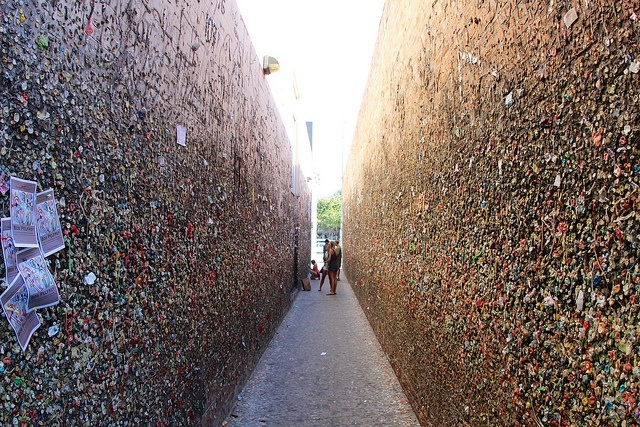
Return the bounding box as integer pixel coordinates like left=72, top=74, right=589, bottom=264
left=0, top=0, right=311, bottom=425
left=344, top=1, right=639, bottom=426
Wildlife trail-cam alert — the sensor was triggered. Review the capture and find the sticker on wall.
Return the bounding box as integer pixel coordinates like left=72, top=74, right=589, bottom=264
left=563, top=7, right=578, bottom=28
left=0, top=172, right=9, bottom=195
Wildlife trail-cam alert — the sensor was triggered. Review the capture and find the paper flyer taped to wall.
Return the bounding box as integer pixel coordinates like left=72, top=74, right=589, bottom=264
left=16, top=247, right=60, bottom=312
left=36, top=189, right=65, bottom=257
left=176, top=124, right=187, bottom=146
left=1, top=217, right=18, bottom=285
left=1, top=274, right=41, bottom=351
left=9, top=177, right=38, bottom=248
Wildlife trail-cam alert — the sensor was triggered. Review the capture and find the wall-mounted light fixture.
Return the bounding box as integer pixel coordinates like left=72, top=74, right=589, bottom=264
left=263, top=55, right=280, bottom=75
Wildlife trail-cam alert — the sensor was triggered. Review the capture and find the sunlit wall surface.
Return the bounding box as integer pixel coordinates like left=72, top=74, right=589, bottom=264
left=344, top=1, right=639, bottom=425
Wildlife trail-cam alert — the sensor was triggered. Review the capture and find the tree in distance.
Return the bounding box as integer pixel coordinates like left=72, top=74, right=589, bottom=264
left=317, top=190, right=341, bottom=238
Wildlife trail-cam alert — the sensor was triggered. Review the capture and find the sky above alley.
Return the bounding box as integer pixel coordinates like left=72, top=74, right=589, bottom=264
left=235, top=0, right=385, bottom=197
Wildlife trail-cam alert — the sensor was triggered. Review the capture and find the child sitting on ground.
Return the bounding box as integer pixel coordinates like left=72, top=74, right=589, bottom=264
left=310, top=260, right=321, bottom=279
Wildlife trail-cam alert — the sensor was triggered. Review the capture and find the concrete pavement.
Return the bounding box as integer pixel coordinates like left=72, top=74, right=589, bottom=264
left=223, top=276, right=420, bottom=427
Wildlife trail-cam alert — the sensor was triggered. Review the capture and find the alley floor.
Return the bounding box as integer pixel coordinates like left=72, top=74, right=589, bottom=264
left=223, top=275, right=420, bottom=427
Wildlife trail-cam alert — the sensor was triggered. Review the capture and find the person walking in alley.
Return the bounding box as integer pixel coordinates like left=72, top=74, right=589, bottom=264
left=334, top=240, right=342, bottom=281
left=318, top=239, right=330, bottom=291
left=327, top=241, right=340, bottom=295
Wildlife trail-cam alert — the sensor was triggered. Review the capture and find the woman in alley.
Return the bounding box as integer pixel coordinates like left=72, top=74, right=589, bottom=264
left=318, top=239, right=330, bottom=291
left=327, top=241, right=340, bottom=295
